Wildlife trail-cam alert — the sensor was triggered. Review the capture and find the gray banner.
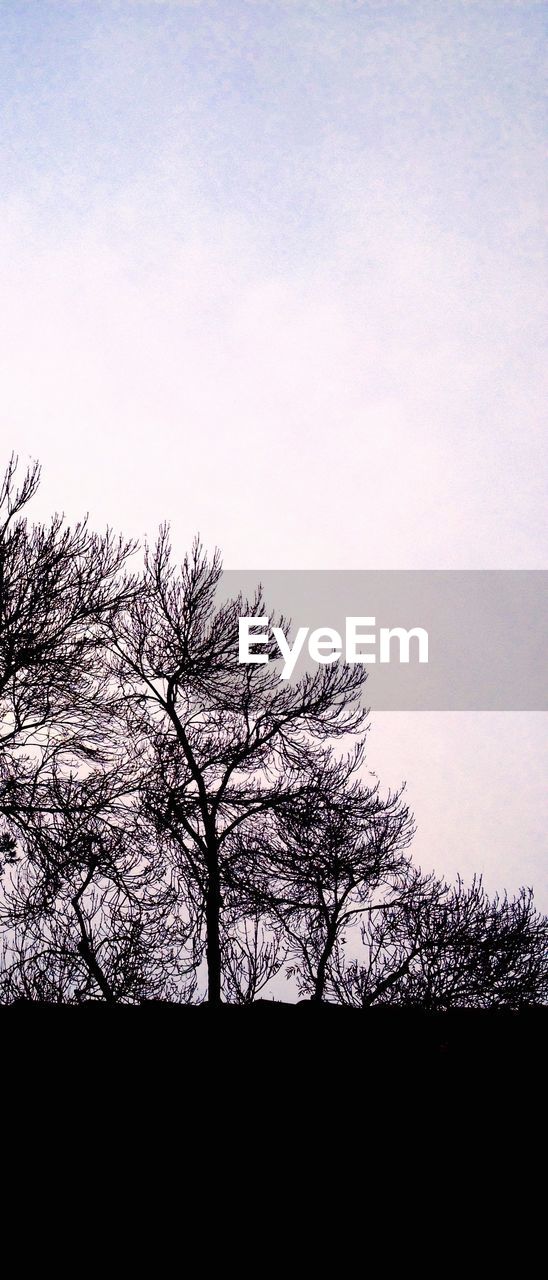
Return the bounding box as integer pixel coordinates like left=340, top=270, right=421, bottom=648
left=219, top=571, right=547, bottom=711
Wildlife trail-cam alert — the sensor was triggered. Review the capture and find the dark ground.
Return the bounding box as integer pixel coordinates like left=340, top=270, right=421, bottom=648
left=2, top=1001, right=544, bottom=1221
left=3, top=998, right=546, bottom=1089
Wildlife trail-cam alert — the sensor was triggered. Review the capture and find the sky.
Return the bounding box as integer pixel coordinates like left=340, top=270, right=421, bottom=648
left=0, top=1, right=546, bottom=905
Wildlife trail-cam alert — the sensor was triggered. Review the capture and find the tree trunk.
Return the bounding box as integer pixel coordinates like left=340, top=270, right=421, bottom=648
left=76, top=936, right=116, bottom=1004
left=312, top=927, right=337, bottom=1002
left=72, top=861, right=116, bottom=1004
left=205, top=850, right=222, bottom=1006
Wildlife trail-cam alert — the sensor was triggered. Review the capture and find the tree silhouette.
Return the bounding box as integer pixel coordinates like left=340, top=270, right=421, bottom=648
left=0, top=761, right=192, bottom=1004
left=221, top=908, right=287, bottom=1004
left=0, top=456, right=546, bottom=1014
left=0, top=455, right=136, bottom=837
left=242, top=761, right=415, bottom=1001
left=109, top=530, right=369, bottom=1004
left=331, top=874, right=548, bottom=1010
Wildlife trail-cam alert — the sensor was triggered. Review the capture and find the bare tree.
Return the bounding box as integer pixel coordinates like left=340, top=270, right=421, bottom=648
left=331, top=874, right=548, bottom=1010
left=221, top=908, right=286, bottom=1004
left=109, top=532, right=370, bottom=1004
left=0, top=454, right=137, bottom=834
left=2, top=460, right=545, bottom=1017
left=0, top=759, right=196, bottom=1005
left=248, top=763, right=415, bottom=1002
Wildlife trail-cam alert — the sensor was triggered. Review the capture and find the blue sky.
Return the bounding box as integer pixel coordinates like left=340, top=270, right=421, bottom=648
left=2, top=1, right=546, bottom=256
left=1, top=2, right=545, bottom=568
left=0, top=1, right=546, bottom=902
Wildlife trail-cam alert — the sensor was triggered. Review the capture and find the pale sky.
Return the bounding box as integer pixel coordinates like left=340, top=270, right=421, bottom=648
left=0, top=1, right=546, bottom=904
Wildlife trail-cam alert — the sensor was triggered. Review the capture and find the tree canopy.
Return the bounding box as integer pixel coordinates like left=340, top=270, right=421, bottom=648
left=1, top=456, right=546, bottom=1010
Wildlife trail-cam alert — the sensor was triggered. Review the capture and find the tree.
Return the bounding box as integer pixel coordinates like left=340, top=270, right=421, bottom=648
left=0, top=455, right=168, bottom=1003
left=1, top=458, right=546, bottom=1015
left=331, top=874, right=548, bottom=1011
left=221, top=908, right=287, bottom=1005
left=0, top=454, right=137, bottom=839
left=250, top=763, right=415, bottom=1002
left=0, top=760, right=195, bottom=1004
left=109, top=531, right=370, bottom=1005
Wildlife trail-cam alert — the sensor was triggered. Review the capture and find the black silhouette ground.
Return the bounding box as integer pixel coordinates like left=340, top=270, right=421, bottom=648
left=3, top=1000, right=544, bottom=1199
left=3, top=999, right=546, bottom=1085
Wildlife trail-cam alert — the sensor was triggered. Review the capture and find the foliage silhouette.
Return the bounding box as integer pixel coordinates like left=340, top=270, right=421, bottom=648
left=0, top=457, right=546, bottom=1012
